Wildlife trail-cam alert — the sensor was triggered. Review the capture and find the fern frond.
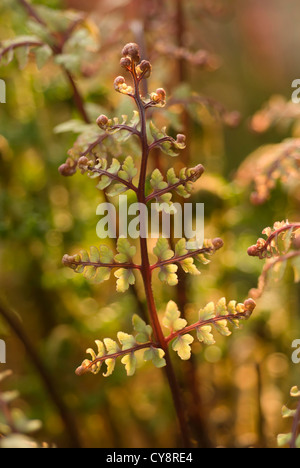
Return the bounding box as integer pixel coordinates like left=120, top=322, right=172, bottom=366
left=152, top=237, right=224, bottom=285
left=163, top=298, right=256, bottom=360
left=75, top=315, right=166, bottom=377
left=63, top=240, right=140, bottom=291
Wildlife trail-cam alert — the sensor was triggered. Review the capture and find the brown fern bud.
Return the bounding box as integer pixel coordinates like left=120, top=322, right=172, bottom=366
left=114, top=76, right=133, bottom=95
left=137, top=60, right=152, bottom=78
left=78, top=156, right=89, bottom=165
left=243, top=298, right=256, bottom=318
left=150, top=88, right=167, bottom=106
left=247, top=245, right=259, bottom=257
left=78, top=156, right=90, bottom=172
left=96, top=114, right=109, bottom=128
left=62, top=254, right=75, bottom=267
left=75, top=366, right=85, bottom=376
left=122, top=43, right=140, bottom=63
left=62, top=254, right=70, bottom=266
left=114, top=76, right=125, bottom=89
left=120, top=57, right=132, bottom=70
left=189, top=164, right=205, bottom=182
left=75, top=360, right=90, bottom=376
left=58, top=161, right=77, bottom=177
left=156, top=88, right=166, bottom=101
left=212, top=237, right=224, bottom=251
left=176, top=134, right=186, bottom=145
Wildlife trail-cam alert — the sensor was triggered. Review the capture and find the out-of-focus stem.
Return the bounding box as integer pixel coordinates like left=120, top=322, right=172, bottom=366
left=132, top=63, right=192, bottom=448
left=65, top=71, right=90, bottom=123
left=173, top=0, right=211, bottom=448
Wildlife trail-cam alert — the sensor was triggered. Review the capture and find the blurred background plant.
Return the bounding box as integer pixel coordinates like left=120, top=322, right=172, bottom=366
left=278, top=385, right=300, bottom=448
left=0, top=0, right=299, bottom=448
left=0, top=370, right=52, bottom=448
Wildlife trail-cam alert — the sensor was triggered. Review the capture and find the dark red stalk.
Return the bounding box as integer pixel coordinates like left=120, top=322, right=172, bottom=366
left=131, top=62, right=192, bottom=448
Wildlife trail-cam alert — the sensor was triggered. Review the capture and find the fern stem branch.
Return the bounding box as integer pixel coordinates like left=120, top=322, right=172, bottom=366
left=62, top=256, right=141, bottom=270
left=131, top=62, right=192, bottom=448
left=151, top=246, right=214, bottom=270
left=148, top=136, right=176, bottom=151
left=110, top=124, right=140, bottom=137
left=81, top=134, right=109, bottom=157
left=165, top=311, right=251, bottom=345
left=0, top=41, right=44, bottom=61
left=88, top=166, right=137, bottom=193
left=145, top=167, right=204, bottom=203
left=76, top=342, right=157, bottom=376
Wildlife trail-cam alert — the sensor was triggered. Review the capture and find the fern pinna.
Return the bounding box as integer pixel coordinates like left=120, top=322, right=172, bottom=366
left=61, top=43, right=256, bottom=447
